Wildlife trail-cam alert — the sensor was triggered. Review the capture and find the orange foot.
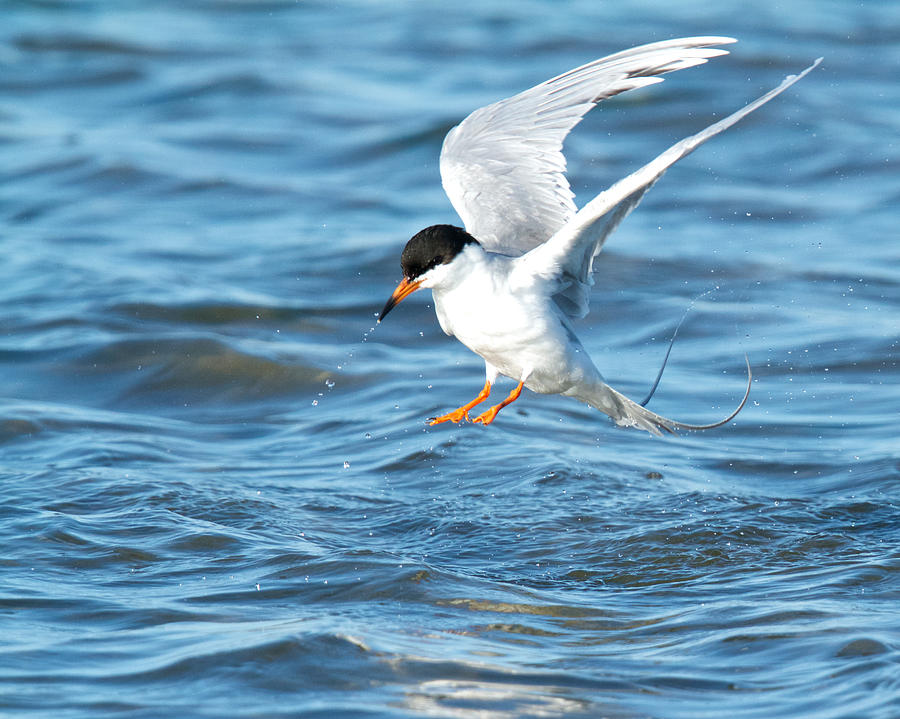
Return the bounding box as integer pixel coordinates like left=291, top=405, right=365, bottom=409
left=472, top=380, right=524, bottom=426
left=428, top=379, right=492, bottom=425
left=428, top=407, right=470, bottom=425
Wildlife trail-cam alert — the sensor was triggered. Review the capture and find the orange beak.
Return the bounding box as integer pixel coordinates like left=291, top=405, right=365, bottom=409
left=378, top=277, right=422, bottom=322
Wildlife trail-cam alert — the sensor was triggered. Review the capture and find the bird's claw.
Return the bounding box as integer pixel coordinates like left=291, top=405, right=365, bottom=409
left=471, top=408, right=499, bottom=425
left=428, top=409, right=470, bottom=425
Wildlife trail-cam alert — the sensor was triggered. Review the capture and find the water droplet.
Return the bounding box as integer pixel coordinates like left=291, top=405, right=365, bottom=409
left=311, top=399, right=318, bottom=406
left=325, top=378, right=335, bottom=389
left=343, top=460, right=351, bottom=469
left=364, top=433, right=372, bottom=439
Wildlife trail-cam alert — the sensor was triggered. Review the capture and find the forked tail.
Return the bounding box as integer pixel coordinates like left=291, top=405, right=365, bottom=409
left=579, top=355, right=752, bottom=436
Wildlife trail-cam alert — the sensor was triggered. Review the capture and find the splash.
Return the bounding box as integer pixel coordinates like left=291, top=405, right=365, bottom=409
left=311, top=321, right=380, bottom=407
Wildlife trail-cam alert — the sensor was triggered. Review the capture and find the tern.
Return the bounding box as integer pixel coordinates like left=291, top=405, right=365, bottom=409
left=378, top=37, right=819, bottom=435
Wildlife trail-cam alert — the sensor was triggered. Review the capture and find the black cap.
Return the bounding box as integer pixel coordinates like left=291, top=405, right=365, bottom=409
left=400, top=225, right=478, bottom=280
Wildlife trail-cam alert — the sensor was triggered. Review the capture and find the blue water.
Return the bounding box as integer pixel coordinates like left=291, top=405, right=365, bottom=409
left=2, top=1, right=898, bottom=717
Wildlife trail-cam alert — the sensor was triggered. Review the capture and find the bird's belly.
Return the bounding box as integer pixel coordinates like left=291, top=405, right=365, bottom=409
left=443, top=298, right=597, bottom=395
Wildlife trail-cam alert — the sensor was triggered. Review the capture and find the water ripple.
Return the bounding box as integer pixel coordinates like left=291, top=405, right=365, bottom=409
left=2, top=2, right=899, bottom=717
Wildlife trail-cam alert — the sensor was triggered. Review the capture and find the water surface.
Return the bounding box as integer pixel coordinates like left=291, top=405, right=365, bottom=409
left=2, top=1, right=898, bottom=717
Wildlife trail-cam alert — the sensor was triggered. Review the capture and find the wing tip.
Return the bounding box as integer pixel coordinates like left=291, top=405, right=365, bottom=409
left=649, top=35, right=737, bottom=51
left=686, top=35, right=738, bottom=46
left=782, top=56, right=824, bottom=85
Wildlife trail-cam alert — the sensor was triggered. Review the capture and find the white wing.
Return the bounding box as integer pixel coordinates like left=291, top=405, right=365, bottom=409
left=518, top=58, right=822, bottom=318
left=439, top=36, right=737, bottom=256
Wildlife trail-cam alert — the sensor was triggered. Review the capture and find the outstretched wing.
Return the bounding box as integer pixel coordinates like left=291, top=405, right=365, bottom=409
left=517, top=58, right=822, bottom=318
left=439, top=36, right=736, bottom=256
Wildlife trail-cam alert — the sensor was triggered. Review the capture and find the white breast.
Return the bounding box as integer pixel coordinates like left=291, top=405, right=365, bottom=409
left=431, top=251, right=600, bottom=394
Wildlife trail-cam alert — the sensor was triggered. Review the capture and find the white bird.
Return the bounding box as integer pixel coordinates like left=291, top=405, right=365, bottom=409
left=378, top=37, right=820, bottom=435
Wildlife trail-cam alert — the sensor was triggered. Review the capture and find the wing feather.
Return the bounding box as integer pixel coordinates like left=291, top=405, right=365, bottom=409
left=517, top=58, right=822, bottom=318
left=439, top=37, right=737, bottom=255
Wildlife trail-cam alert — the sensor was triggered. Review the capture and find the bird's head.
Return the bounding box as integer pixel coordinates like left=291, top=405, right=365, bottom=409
left=378, top=225, right=478, bottom=322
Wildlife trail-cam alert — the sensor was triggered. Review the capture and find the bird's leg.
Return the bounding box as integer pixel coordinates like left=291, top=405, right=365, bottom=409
left=428, top=379, right=492, bottom=425
left=472, top=380, right=524, bottom=426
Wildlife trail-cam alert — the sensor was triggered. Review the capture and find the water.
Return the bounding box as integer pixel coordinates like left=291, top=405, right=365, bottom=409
left=2, top=1, right=898, bottom=717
